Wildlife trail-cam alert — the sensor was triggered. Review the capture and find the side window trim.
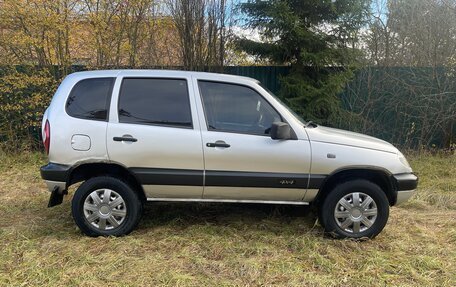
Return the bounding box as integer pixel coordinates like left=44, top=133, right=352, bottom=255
left=197, top=79, right=285, bottom=137
left=65, top=77, right=115, bottom=122
left=117, top=77, right=193, bottom=129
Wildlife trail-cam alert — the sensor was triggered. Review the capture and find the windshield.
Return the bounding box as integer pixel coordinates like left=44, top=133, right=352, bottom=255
left=258, top=83, right=307, bottom=126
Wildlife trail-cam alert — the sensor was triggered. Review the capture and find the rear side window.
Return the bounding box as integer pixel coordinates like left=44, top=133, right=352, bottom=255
left=118, top=78, right=192, bottom=128
left=66, top=78, right=114, bottom=121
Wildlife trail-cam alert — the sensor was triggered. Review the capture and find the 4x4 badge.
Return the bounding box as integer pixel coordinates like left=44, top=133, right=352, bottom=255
left=279, top=179, right=295, bottom=185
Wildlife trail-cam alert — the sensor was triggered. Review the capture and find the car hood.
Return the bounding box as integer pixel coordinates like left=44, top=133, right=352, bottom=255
left=305, top=125, right=398, bottom=154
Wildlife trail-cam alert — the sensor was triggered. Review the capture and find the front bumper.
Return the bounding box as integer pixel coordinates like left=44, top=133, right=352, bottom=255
left=393, top=173, right=418, bottom=205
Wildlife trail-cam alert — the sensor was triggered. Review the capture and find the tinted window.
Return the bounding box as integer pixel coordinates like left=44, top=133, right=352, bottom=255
left=66, top=78, right=114, bottom=120
left=199, top=81, right=282, bottom=135
left=119, top=78, right=192, bottom=128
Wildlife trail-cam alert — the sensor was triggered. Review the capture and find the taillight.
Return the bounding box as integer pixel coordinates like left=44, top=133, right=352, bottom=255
left=43, top=120, right=50, bottom=155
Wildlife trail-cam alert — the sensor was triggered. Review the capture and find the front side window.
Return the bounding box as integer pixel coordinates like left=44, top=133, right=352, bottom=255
left=118, top=78, right=192, bottom=128
left=66, top=78, right=114, bottom=121
left=198, top=81, right=282, bottom=135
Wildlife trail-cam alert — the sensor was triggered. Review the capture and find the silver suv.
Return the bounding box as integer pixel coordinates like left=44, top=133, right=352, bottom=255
left=40, top=70, right=417, bottom=238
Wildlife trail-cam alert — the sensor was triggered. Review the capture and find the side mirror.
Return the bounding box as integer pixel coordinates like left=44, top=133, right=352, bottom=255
left=270, top=121, right=292, bottom=140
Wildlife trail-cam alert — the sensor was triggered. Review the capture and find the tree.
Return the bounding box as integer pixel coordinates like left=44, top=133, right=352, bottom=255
left=0, top=67, right=58, bottom=151
left=361, top=0, right=456, bottom=147
left=237, top=0, right=369, bottom=123
left=0, top=0, right=76, bottom=73
left=366, top=0, right=456, bottom=67
left=0, top=0, right=234, bottom=69
left=166, top=0, right=230, bottom=71
left=123, top=0, right=153, bottom=67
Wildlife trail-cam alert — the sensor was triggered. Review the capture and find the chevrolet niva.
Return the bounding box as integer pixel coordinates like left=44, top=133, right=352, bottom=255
left=40, top=70, right=417, bottom=238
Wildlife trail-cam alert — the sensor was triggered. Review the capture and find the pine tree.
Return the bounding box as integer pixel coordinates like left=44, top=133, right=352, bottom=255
left=238, top=0, right=369, bottom=123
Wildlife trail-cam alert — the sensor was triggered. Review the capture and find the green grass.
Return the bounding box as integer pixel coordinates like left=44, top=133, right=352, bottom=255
left=0, top=152, right=455, bottom=286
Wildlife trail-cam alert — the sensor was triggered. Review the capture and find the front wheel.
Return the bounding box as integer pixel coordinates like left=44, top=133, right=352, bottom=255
left=320, top=180, right=389, bottom=239
left=71, top=176, right=143, bottom=237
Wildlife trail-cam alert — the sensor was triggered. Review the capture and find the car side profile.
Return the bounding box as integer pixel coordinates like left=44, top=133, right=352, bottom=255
left=40, top=70, right=418, bottom=238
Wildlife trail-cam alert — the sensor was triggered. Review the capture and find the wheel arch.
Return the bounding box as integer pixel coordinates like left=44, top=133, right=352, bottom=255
left=67, top=162, right=146, bottom=202
left=314, top=167, right=397, bottom=207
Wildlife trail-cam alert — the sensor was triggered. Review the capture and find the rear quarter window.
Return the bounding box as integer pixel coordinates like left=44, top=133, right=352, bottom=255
left=66, top=78, right=115, bottom=121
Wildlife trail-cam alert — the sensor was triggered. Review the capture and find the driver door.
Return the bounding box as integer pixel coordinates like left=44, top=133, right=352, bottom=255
left=195, top=79, right=311, bottom=201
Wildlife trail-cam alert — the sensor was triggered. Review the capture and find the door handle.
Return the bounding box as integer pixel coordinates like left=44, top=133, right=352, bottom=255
left=206, top=140, right=230, bottom=148
left=113, top=136, right=137, bottom=142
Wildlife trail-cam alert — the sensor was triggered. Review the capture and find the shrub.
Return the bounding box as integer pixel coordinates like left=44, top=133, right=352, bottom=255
left=0, top=68, right=58, bottom=152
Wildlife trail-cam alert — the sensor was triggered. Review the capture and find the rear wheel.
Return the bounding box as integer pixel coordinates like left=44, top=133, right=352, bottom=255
left=320, top=179, right=389, bottom=239
left=72, top=176, right=143, bottom=237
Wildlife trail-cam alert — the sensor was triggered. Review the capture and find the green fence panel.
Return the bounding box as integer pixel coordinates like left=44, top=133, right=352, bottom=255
left=223, top=66, right=290, bottom=94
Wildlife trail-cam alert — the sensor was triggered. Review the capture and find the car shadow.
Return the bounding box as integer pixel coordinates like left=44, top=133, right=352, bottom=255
left=138, top=202, right=320, bottom=234
left=35, top=197, right=321, bottom=237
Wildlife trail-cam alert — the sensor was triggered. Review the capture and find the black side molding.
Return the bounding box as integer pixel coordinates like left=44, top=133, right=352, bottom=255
left=393, top=173, right=418, bottom=191
left=307, top=174, right=327, bottom=189
left=129, top=168, right=204, bottom=186
left=42, top=163, right=328, bottom=190
left=205, top=170, right=310, bottom=189
left=40, top=163, right=71, bottom=182
left=130, top=167, right=327, bottom=189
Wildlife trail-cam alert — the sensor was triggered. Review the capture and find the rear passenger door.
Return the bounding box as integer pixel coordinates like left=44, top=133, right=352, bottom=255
left=107, top=75, right=204, bottom=199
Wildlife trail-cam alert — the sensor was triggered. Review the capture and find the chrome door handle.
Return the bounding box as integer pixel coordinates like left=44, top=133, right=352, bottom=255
left=206, top=140, right=230, bottom=148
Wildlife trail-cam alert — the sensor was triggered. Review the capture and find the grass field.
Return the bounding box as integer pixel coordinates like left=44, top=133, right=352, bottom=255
left=0, top=152, right=455, bottom=286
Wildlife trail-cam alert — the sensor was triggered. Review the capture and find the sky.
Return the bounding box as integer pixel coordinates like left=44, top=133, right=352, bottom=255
left=370, top=0, right=389, bottom=22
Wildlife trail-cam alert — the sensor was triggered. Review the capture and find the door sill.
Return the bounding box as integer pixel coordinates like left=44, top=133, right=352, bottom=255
left=146, top=197, right=309, bottom=205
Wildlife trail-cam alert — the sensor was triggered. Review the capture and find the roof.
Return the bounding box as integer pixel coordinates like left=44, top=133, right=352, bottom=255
left=67, top=69, right=259, bottom=83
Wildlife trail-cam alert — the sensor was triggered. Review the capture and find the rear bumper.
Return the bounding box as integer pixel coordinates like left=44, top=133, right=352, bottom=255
left=393, top=173, right=418, bottom=205
left=41, top=162, right=70, bottom=193
left=41, top=163, right=70, bottom=207
left=40, top=163, right=71, bottom=183
left=45, top=180, right=66, bottom=192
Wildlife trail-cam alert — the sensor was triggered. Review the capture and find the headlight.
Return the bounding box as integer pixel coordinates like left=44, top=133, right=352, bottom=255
left=398, top=151, right=411, bottom=168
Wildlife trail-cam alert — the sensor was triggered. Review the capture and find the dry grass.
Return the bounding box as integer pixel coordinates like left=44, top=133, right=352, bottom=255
left=0, top=152, right=455, bottom=286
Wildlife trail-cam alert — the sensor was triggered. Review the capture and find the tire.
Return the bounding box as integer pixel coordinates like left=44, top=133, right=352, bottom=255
left=320, top=179, right=389, bottom=239
left=71, top=176, right=143, bottom=237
